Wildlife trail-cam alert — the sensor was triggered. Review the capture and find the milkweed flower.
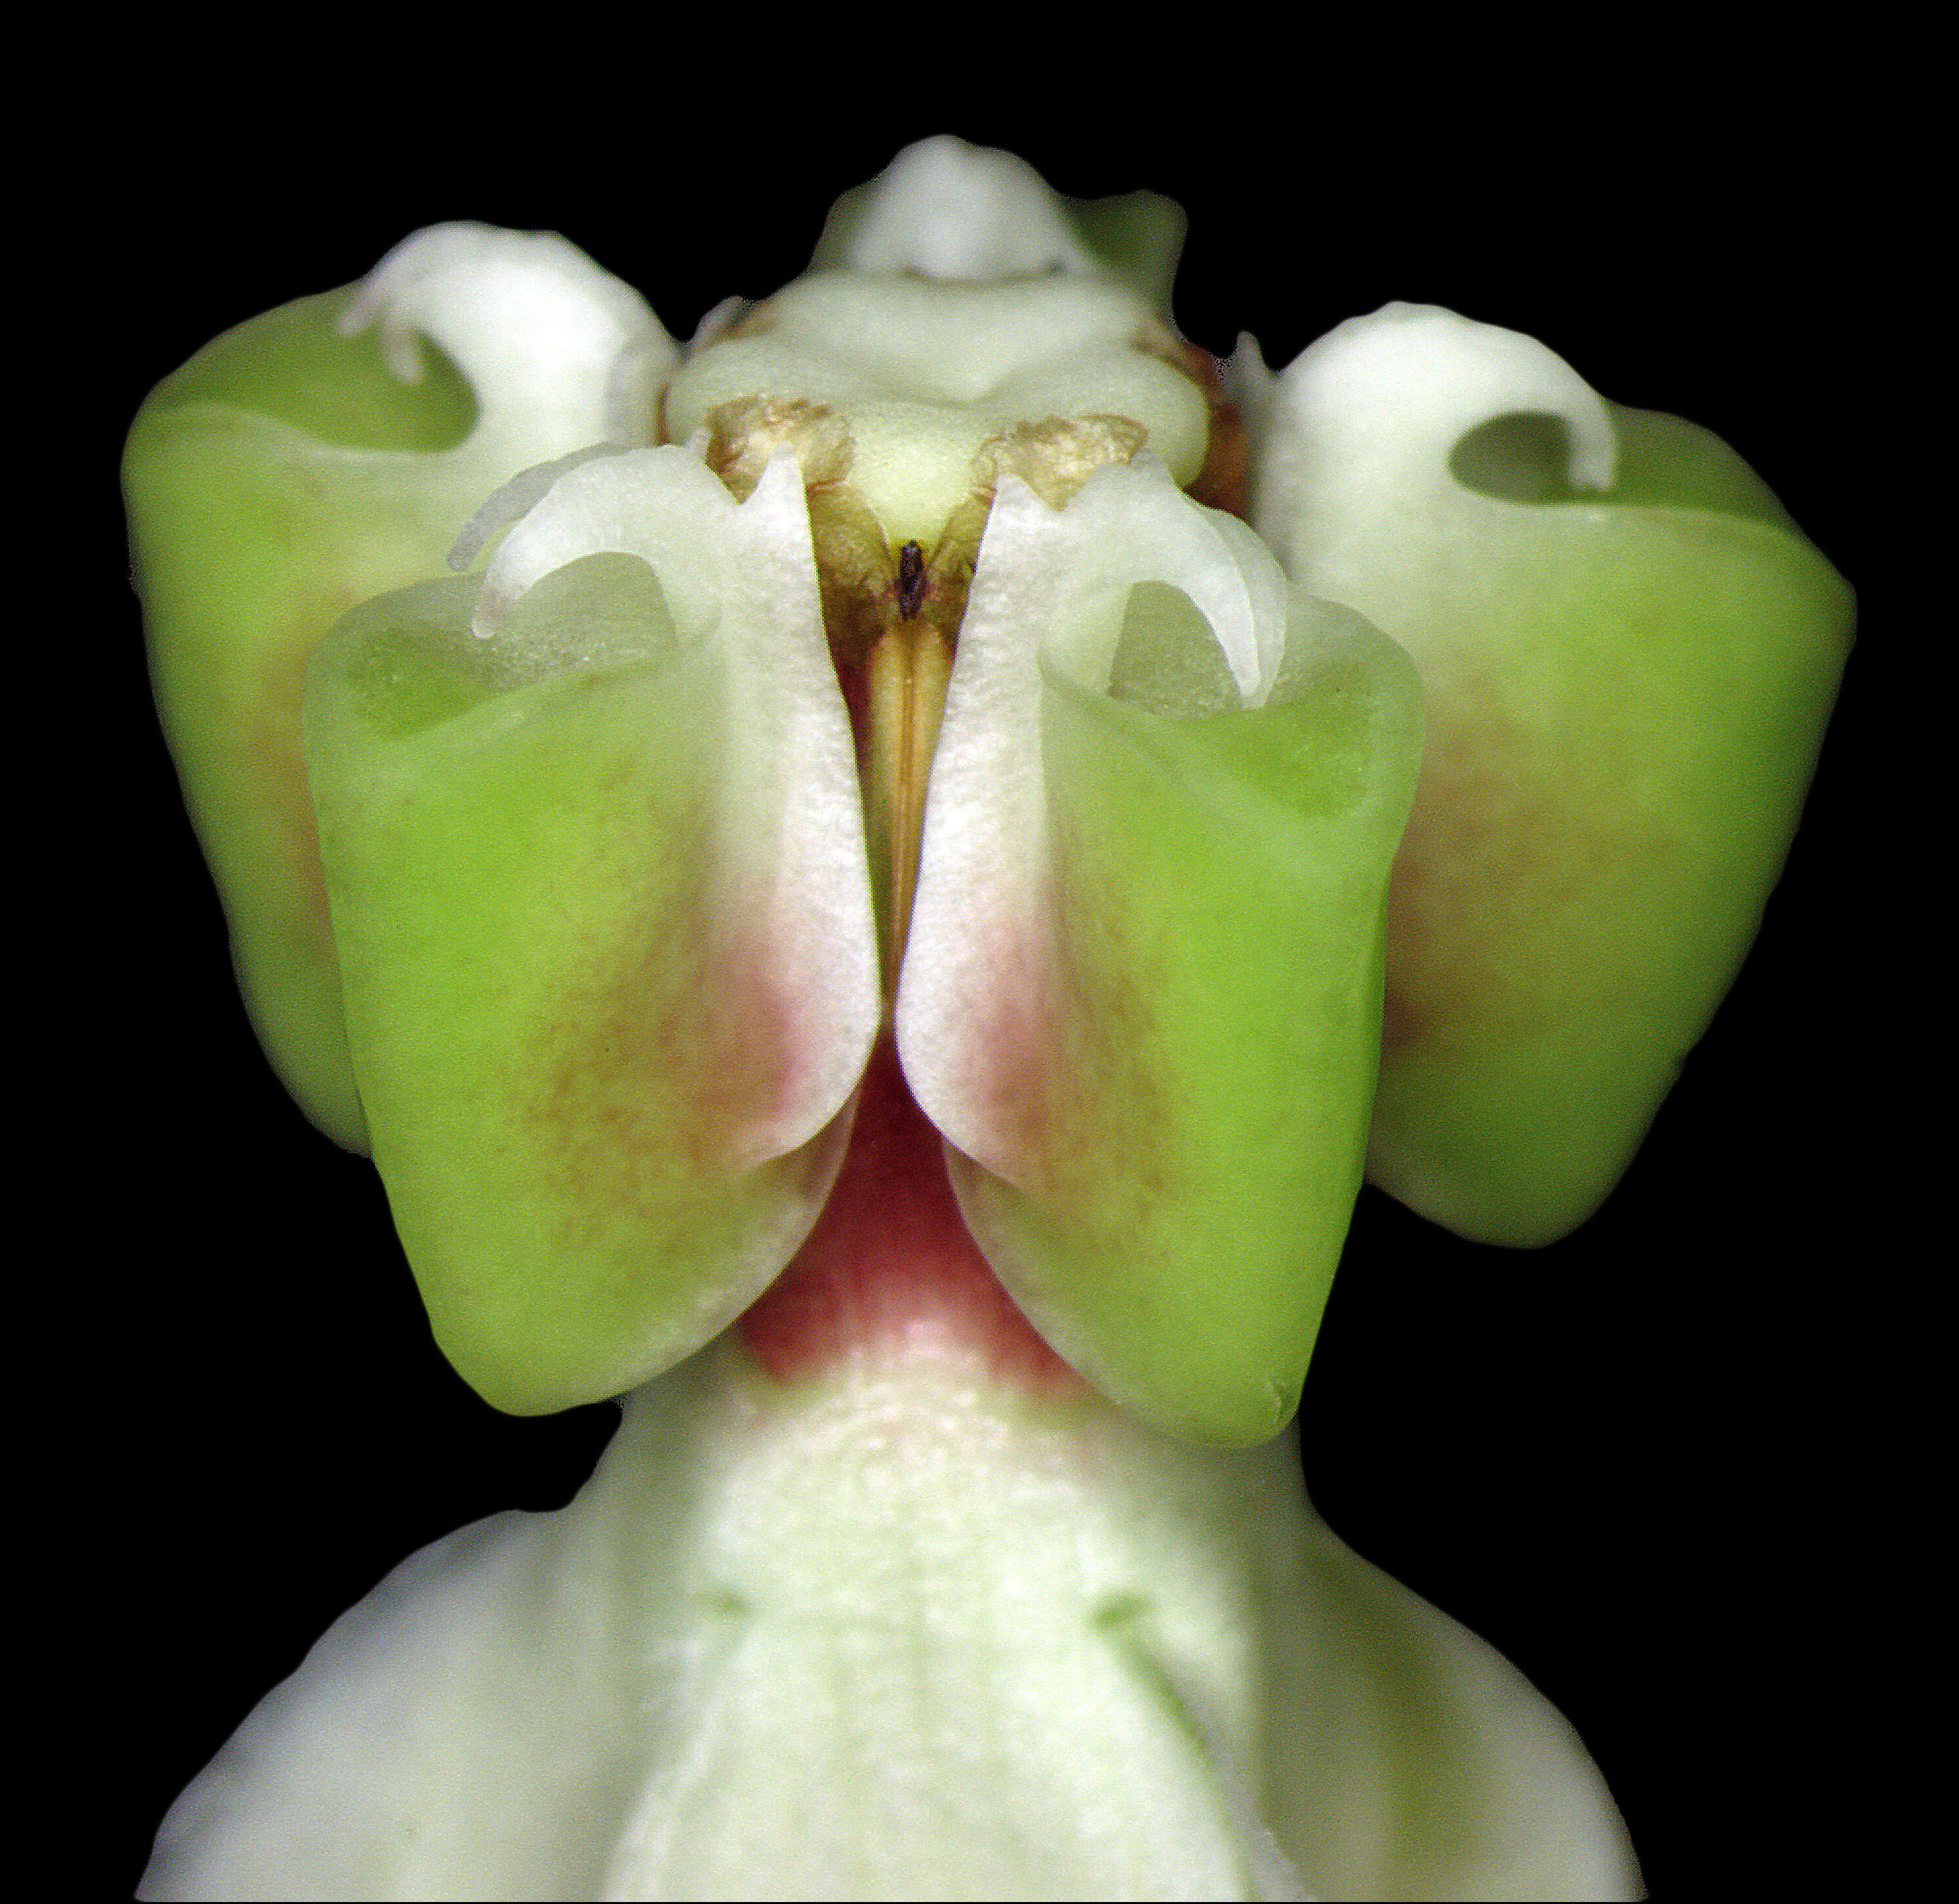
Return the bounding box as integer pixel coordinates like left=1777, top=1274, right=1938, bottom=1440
left=127, top=136, right=1849, bottom=1899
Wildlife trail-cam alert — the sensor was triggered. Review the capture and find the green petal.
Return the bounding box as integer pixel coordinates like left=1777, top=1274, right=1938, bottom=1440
left=304, top=450, right=879, bottom=1413
left=124, top=225, right=674, bottom=1149
left=898, top=464, right=1421, bottom=1445
left=1250, top=304, right=1854, bottom=1244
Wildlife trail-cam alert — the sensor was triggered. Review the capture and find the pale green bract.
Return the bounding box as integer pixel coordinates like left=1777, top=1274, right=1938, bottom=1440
left=127, top=129, right=1851, bottom=1899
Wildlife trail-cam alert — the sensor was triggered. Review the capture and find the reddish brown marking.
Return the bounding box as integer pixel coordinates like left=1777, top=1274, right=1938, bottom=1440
left=1379, top=982, right=1424, bottom=1054
left=962, top=837, right=1170, bottom=1226
left=1381, top=673, right=1679, bottom=1054
left=532, top=822, right=810, bottom=1216
left=895, top=540, right=926, bottom=619
left=1181, top=341, right=1228, bottom=397
left=829, top=631, right=873, bottom=765
left=245, top=632, right=334, bottom=933
left=739, top=1035, right=1088, bottom=1395
left=1181, top=346, right=1251, bottom=523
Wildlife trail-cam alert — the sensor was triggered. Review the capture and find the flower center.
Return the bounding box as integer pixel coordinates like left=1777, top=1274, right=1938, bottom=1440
left=661, top=273, right=1240, bottom=995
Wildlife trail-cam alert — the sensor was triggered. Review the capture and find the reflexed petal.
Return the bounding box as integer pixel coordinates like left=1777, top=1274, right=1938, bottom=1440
left=140, top=1342, right=1637, bottom=1901
left=810, top=133, right=1101, bottom=281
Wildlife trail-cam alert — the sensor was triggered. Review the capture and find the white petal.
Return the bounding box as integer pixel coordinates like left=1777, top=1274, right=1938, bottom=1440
left=140, top=1349, right=1637, bottom=1900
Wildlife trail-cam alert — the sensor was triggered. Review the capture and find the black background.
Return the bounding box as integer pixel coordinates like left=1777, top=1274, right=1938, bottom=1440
left=69, top=91, right=1880, bottom=1900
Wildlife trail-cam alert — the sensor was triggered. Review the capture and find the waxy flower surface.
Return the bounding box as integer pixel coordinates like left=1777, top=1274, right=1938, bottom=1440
left=125, top=138, right=1851, bottom=1899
